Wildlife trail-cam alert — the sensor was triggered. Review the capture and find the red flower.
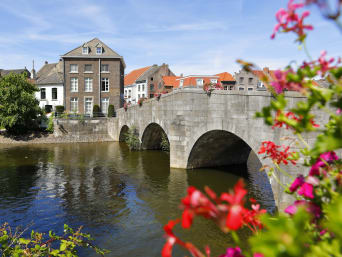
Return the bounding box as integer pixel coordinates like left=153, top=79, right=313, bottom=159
left=258, top=141, right=297, bottom=165
left=219, top=247, right=244, bottom=257
left=220, top=180, right=248, bottom=230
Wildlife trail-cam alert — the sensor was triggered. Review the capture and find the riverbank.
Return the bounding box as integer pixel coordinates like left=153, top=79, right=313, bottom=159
left=0, top=130, right=114, bottom=144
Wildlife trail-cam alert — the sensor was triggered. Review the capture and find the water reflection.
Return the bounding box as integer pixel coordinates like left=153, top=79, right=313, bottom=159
left=0, top=142, right=275, bottom=257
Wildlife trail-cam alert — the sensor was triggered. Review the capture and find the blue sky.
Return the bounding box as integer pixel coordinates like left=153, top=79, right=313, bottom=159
left=0, top=0, right=341, bottom=75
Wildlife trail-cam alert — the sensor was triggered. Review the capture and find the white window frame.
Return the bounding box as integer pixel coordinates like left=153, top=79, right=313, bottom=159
left=101, top=98, right=109, bottom=114
left=248, top=88, right=253, bottom=91
left=239, top=87, right=244, bottom=91
left=70, top=64, right=78, bottom=73
left=101, top=78, right=109, bottom=92
left=210, top=79, right=218, bottom=84
left=96, top=47, right=102, bottom=54
left=142, top=85, right=145, bottom=91
left=70, top=97, right=78, bottom=113
left=101, top=64, right=109, bottom=73
left=84, top=97, right=93, bottom=115
left=196, top=79, right=203, bottom=86
left=180, top=80, right=184, bottom=87
left=82, top=47, right=88, bottom=55
left=52, top=88, right=57, bottom=100
left=70, top=78, right=78, bottom=92
left=40, top=88, right=46, bottom=100
left=85, top=78, right=93, bottom=92
left=84, top=64, right=92, bottom=73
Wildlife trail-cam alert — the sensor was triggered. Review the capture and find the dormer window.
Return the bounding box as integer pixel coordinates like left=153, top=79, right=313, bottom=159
left=82, top=47, right=89, bottom=54
left=96, top=47, right=102, bottom=54
left=196, top=79, right=203, bottom=86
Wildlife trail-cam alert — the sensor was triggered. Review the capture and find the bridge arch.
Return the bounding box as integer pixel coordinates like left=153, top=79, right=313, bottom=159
left=119, top=125, right=129, bottom=142
left=187, top=130, right=252, bottom=169
left=141, top=123, right=169, bottom=150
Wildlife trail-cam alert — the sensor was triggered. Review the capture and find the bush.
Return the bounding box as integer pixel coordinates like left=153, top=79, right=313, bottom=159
left=108, top=104, right=115, bottom=117
left=55, top=105, right=64, bottom=114
left=0, top=223, right=108, bottom=256
left=160, top=133, right=169, bottom=152
left=93, top=104, right=100, bottom=117
left=46, top=114, right=54, bottom=133
left=0, top=73, right=42, bottom=134
left=125, top=126, right=140, bottom=151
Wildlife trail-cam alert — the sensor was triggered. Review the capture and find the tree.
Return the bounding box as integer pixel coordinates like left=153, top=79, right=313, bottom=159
left=93, top=104, right=100, bottom=117
left=0, top=73, right=42, bottom=134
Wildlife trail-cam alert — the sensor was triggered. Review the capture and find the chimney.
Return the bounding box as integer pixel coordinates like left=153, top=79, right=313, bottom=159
left=31, top=60, right=36, bottom=79
left=45, top=61, right=48, bottom=65
left=263, top=67, right=269, bottom=74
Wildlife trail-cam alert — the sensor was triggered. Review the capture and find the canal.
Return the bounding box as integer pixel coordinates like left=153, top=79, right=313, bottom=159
left=0, top=142, right=275, bottom=256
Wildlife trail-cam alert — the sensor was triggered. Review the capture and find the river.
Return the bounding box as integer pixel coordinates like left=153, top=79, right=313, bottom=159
left=0, top=142, right=275, bottom=256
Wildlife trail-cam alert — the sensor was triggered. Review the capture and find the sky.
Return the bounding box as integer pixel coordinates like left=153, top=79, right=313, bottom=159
left=0, top=0, right=341, bottom=76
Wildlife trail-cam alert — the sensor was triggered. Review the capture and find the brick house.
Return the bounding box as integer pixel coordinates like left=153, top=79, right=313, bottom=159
left=61, top=38, right=125, bottom=115
left=234, top=67, right=276, bottom=91
left=124, top=64, right=174, bottom=104
left=0, top=68, right=31, bottom=78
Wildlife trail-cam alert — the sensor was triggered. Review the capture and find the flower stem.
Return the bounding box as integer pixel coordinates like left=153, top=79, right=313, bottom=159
left=296, top=133, right=310, bottom=149
left=303, top=40, right=313, bottom=61
left=274, top=162, right=294, bottom=180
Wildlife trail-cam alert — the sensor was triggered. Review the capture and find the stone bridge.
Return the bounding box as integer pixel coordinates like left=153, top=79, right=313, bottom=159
left=108, top=88, right=320, bottom=210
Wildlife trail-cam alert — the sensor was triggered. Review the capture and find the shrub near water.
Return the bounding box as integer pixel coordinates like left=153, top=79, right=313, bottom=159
left=0, top=73, right=42, bottom=134
left=93, top=104, right=100, bottom=117
left=125, top=126, right=140, bottom=150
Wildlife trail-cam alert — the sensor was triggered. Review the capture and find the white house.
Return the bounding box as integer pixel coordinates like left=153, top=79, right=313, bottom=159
left=34, top=61, right=64, bottom=112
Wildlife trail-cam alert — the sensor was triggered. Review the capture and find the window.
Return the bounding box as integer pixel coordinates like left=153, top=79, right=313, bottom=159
left=239, top=87, right=244, bottom=91
left=138, top=85, right=140, bottom=91
left=196, top=79, right=203, bottom=86
left=257, top=81, right=264, bottom=88
left=101, top=98, right=109, bottom=114
left=142, top=85, right=145, bottom=91
left=128, top=90, right=131, bottom=97
left=82, top=47, right=88, bottom=54
left=150, top=84, right=154, bottom=90
left=84, top=97, right=93, bottom=115
left=180, top=80, right=184, bottom=87
left=229, top=85, right=234, bottom=90
left=85, top=78, right=93, bottom=92
left=142, top=94, right=145, bottom=98
left=249, top=78, right=253, bottom=84
left=70, top=97, right=78, bottom=113
left=84, top=64, right=92, bottom=72
left=239, top=77, right=243, bottom=84
left=52, top=88, right=57, bottom=100
left=70, top=64, right=78, bottom=73
left=101, top=64, right=109, bottom=72
left=211, top=79, right=218, bottom=84
left=150, top=77, right=153, bottom=81
left=124, top=90, right=127, bottom=97
left=158, top=82, right=162, bottom=89
left=248, top=88, right=253, bottom=91
left=101, top=78, right=109, bottom=92
left=70, top=78, right=78, bottom=92
left=96, top=47, right=102, bottom=54
left=40, top=88, right=46, bottom=100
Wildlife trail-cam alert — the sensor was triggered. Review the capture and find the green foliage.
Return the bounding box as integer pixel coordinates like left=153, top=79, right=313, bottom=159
left=125, top=126, right=140, bottom=151
left=46, top=114, right=54, bottom=133
left=93, top=105, right=100, bottom=117
left=0, top=223, right=109, bottom=256
left=160, top=133, right=170, bottom=152
left=0, top=73, right=42, bottom=134
left=55, top=105, right=65, bottom=114
left=250, top=209, right=312, bottom=257
left=107, top=104, right=115, bottom=117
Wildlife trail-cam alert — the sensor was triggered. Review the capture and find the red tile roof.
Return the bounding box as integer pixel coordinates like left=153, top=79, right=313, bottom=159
left=216, top=72, right=235, bottom=82
left=124, top=66, right=151, bottom=86
left=162, top=76, right=180, bottom=88
left=179, top=76, right=220, bottom=87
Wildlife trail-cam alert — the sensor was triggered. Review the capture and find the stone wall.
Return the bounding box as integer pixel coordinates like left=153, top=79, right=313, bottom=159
left=54, top=118, right=112, bottom=141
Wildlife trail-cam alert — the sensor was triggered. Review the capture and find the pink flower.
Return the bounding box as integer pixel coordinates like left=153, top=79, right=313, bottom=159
left=219, top=247, right=244, bottom=257
left=289, top=175, right=305, bottom=192
left=309, top=151, right=339, bottom=176
left=285, top=200, right=321, bottom=218
left=318, top=50, right=335, bottom=75
left=253, top=254, right=264, bottom=257
left=298, top=182, right=314, bottom=198
left=271, top=0, right=313, bottom=40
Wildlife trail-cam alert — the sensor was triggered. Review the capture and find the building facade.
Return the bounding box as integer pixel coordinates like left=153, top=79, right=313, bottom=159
left=234, top=67, right=275, bottom=91
left=34, top=61, right=64, bottom=112
left=124, top=64, right=174, bottom=104
left=62, top=38, right=125, bottom=115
